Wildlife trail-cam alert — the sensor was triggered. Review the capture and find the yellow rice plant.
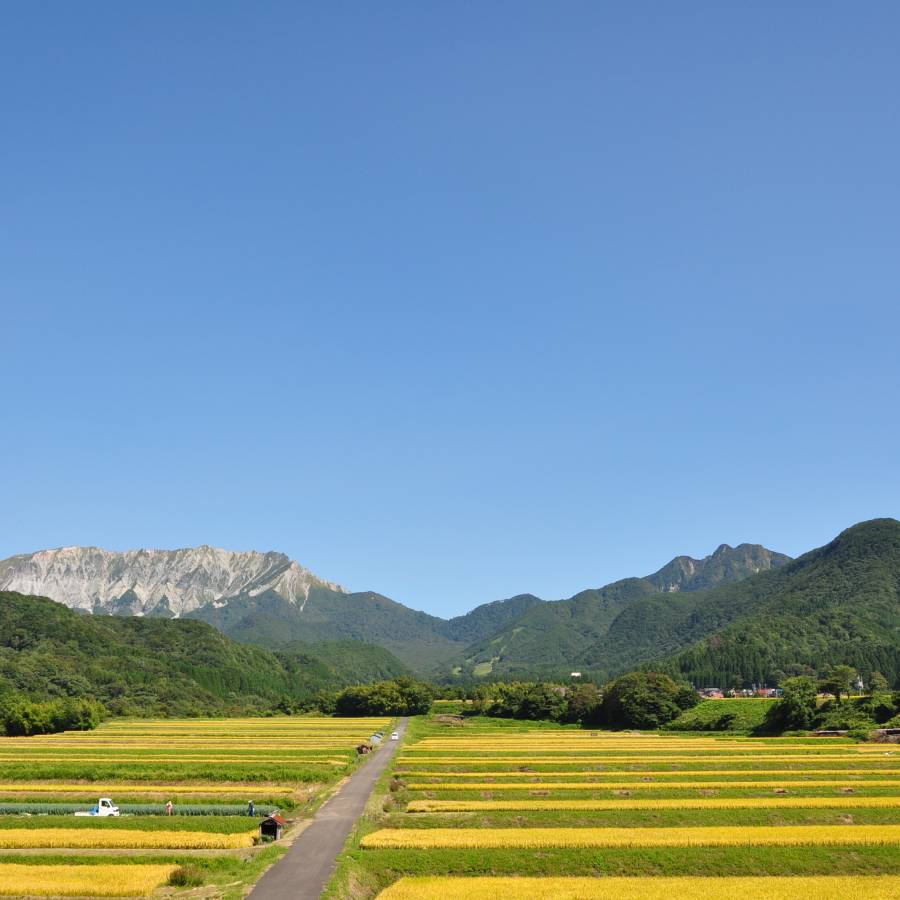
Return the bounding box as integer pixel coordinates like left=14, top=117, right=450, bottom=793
left=405, top=779, right=900, bottom=790
left=407, top=796, right=900, bottom=812
left=0, top=828, right=254, bottom=850
left=396, top=769, right=900, bottom=778
left=0, top=783, right=294, bottom=793
left=360, top=824, right=900, bottom=850
left=0, top=756, right=348, bottom=764
left=376, top=875, right=900, bottom=900
left=396, top=755, right=865, bottom=764
left=0, top=864, right=179, bottom=897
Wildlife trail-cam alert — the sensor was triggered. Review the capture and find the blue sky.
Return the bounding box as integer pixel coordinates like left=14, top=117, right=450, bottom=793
left=2, top=2, right=898, bottom=616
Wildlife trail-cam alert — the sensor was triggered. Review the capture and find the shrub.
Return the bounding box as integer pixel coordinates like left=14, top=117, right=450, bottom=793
left=167, top=864, right=204, bottom=887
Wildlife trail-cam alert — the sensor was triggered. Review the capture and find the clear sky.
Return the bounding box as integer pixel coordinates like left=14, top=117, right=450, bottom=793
left=2, top=2, right=898, bottom=617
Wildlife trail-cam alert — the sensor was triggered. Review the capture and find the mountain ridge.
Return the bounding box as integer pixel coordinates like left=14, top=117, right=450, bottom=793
left=451, top=519, right=899, bottom=686
left=0, top=539, right=790, bottom=672
left=0, top=545, right=345, bottom=618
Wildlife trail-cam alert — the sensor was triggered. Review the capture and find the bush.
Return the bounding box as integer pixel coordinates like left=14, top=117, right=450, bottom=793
left=167, top=865, right=204, bottom=887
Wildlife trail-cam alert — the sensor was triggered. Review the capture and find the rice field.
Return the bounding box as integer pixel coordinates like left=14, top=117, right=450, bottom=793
left=361, top=824, right=900, bottom=849
left=0, top=716, right=391, bottom=897
left=0, top=863, right=179, bottom=896
left=407, top=796, right=900, bottom=812
left=0, top=827, right=255, bottom=849
left=324, top=706, right=900, bottom=899
left=377, top=875, right=900, bottom=899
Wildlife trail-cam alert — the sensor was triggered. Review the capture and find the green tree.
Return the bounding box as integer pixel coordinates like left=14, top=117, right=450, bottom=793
left=675, top=685, right=701, bottom=710
left=764, top=675, right=818, bottom=731
left=819, top=665, right=857, bottom=704
left=566, top=683, right=602, bottom=724
left=870, top=671, right=890, bottom=693
left=519, top=684, right=567, bottom=721
left=601, top=672, right=683, bottom=729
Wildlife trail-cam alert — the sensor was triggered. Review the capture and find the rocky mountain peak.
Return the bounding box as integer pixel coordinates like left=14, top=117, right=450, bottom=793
left=645, top=542, right=791, bottom=594
left=0, top=545, right=345, bottom=618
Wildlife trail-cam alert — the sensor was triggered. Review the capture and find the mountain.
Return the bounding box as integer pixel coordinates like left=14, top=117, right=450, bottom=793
left=0, top=546, right=540, bottom=670
left=0, top=591, right=409, bottom=716
left=0, top=541, right=791, bottom=674
left=660, top=518, right=900, bottom=687
left=0, top=546, right=345, bottom=618
left=449, top=542, right=793, bottom=680
left=188, top=587, right=464, bottom=670
left=449, top=521, right=900, bottom=687
left=646, top=543, right=792, bottom=593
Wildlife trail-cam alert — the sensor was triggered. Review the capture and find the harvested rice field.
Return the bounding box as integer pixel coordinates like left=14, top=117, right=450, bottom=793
left=324, top=704, right=900, bottom=899
left=0, top=716, right=392, bottom=897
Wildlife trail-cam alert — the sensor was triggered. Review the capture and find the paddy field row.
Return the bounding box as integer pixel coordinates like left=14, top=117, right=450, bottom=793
left=0, top=716, right=393, bottom=896
left=324, top=710, right=900, bottom=899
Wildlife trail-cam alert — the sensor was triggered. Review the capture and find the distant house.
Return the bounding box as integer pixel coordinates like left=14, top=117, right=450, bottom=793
left=259, top=813, right=286, bottom=842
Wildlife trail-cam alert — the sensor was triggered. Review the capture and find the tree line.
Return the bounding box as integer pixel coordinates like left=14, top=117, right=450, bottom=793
left=0, top=696, right=104, bottom=737
left=468, top=672, right=701, bottom=729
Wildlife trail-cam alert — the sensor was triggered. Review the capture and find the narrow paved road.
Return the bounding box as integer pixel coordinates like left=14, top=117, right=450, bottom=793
left=249, top=717, right=409, bottom=900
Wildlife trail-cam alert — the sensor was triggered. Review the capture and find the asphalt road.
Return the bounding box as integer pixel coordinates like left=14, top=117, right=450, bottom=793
left=249, top=717, right=409, bottom=900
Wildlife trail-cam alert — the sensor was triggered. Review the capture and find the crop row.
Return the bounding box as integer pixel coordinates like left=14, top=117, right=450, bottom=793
left=375, top=875, right=900, bottom=899
left=0, top=782, right=295, bottom=793
left=0, top=863, right=178, bottom=897
left=361, top=824, right=900, bottom=849
left=0, top=802, right=272, bottom=816
left=406, top=796, right=900, bottom=812
left=398, top=768, right=900, bottom=778
left=396, top=754, right=874, bottom=763
left=0, top=827, right=255, bottom=848
left=405, top=780, right=900, bottom=790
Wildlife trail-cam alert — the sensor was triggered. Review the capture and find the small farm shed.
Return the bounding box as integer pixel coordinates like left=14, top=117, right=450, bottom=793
left=259, top=813, right=286, bottom=842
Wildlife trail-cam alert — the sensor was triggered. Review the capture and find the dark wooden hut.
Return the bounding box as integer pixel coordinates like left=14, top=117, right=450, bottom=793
left=259, top=813, right=287, bottom=841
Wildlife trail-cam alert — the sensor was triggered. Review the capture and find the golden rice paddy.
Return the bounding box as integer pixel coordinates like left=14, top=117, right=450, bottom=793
left=364, top=710, right=900, bottom=899
left=376, top=875, right=900, bottom=899
left=0, top=783, right=296, bottom=793
left=0, top=863, right=179, bottom=897
left=396, top=754, right=882, bottom=763
left=407, top=796, right=900, bottom=812
left=0, top=827, right=255, bottom=849
left=404, top=779, right=900, bottom=790
left=0, top=715, right=393, bottom=894
left=361, top=824, right=900, bottom=849
left=397, top=768, right=900, bottom=777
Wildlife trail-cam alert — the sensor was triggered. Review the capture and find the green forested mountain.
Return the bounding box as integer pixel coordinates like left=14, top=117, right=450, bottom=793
left=446, top=520, right=899, bottom=687
left=449, top=542, right=793, bottom=680
left=0, top=592, right=409, bottom=715
left=660, top=518, right=900, bottom=687
left=187, top=587, right=461, bottom=670
left=0, top=540, right=786, bottom=674
left=189, top=587, right=545, bottom=670
left=5, top=523, right=895, bottom=694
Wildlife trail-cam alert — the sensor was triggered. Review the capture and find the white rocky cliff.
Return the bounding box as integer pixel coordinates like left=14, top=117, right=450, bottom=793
left=0, top=546, right=346, bottom=617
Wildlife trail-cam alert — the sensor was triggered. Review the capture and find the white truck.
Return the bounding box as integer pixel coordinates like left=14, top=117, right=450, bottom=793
left=74, top=798, right=120, bottom=817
